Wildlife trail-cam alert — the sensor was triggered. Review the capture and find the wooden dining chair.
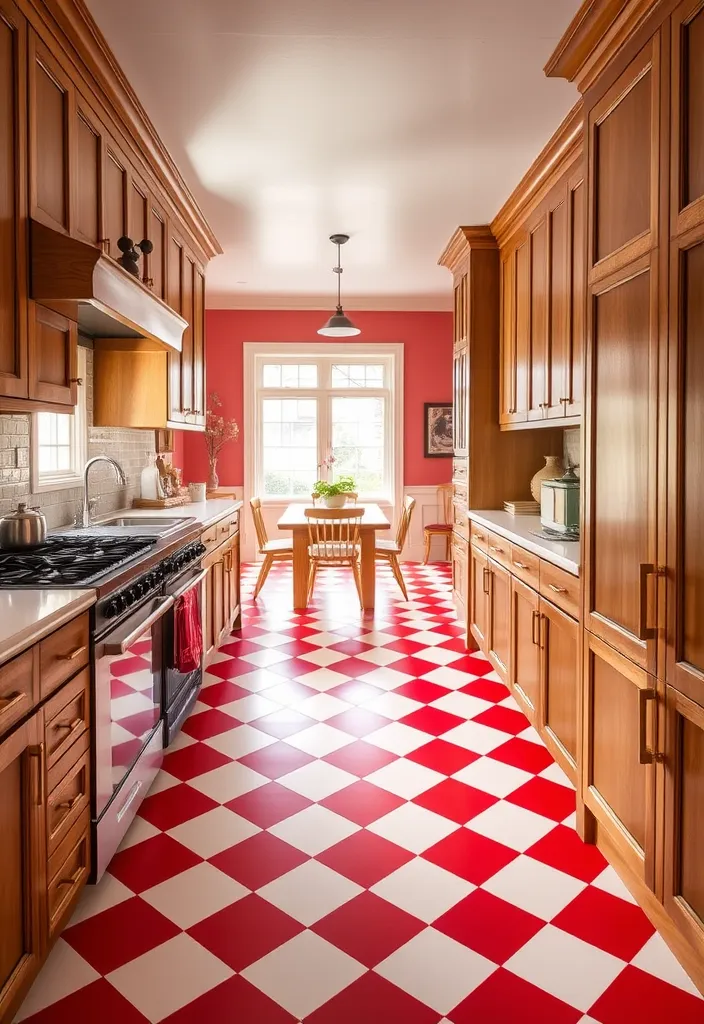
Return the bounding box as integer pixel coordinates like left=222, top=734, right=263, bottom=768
left=250, top=497, right=293, bottom=598
left=305, top=507, right=363, bottom=608
left=376, top=496, right=416, bottom=600
left=423, top=483, right=453, bottom=563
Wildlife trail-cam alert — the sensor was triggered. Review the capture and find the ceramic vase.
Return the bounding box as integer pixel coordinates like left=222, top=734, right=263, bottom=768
left=324, top=494, right=346, bottom=508
left=207, top=458, right=219, bottom=491
left=530, top=455, right=563, bottom=502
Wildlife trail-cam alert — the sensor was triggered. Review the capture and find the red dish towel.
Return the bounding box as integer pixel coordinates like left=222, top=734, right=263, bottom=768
left=174, top=587, right=203, bottom=673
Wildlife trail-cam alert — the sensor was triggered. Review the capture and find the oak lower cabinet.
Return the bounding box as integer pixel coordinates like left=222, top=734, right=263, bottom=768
left=451, top=533, right=468, bottom=626
left=510, top=577, right=541, bottom=724
left=540, top=597, right=579, bottom=779
left=469, top=544, right=489, bottom=651
left=487, top=557, right=510, bottom=683
left=201, top=508, right=242, bottom=665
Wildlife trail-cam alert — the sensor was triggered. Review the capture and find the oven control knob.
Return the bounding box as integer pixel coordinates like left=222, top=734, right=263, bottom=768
left=134, top=581, right=146, bottom=597
left=104, top=598, right=119, bottom=618
left=124, top=589, right=135, bottom=607
left=196, top=543, right=206, bottom=557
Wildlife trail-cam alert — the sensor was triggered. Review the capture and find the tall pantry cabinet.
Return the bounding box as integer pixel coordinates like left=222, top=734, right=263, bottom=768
left=547, top=0, right=704, bottom=990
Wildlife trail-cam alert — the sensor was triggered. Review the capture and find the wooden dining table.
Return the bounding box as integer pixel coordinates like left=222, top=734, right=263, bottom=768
left=277, top=503, right=391, bottom=612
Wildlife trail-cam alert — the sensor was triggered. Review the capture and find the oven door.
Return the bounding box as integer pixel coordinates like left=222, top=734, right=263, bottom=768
left=94, top=594, right=174, bottom=819
left=163, top=565, right=207, bottom=740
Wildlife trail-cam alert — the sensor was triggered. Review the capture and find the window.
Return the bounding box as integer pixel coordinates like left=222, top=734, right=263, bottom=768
left=31, top=347, right=87, bottom=491
left=246, top=346, right=402, bottom=503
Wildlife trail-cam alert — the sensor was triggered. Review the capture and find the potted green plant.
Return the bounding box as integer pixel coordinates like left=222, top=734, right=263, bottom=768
left=313, top=475, right=356, bottom=508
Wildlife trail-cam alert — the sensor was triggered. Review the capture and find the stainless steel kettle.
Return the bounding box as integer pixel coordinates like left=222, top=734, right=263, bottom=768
left=0, top=503, right=48, bottom=550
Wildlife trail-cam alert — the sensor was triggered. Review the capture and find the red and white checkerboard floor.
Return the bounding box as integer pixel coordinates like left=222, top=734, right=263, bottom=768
left=16, top=562, right=704, bottom=1023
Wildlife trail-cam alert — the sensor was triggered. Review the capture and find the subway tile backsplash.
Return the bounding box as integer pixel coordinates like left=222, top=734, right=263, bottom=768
left=0, top=349, right=156, bottom=530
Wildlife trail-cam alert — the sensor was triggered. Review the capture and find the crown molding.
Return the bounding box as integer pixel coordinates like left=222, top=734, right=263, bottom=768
left=544, top=0, right=667, bottom=92
left=490, top=101, right=584, bottom=247
left=437, top=226, right=497, bottom=275
left=205, top=292, right=454, bottom=313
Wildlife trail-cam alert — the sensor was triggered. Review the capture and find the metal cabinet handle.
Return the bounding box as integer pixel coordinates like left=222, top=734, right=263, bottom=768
left=559, top=397, right=569, bottom=405
left=539, top=613, right=547, bottom=650
left=531, top=610, right=540, bottom=646
left=104, top=596, right=175, bottom=655
left=490, top=545, right=504, bottom=554
left=173, top=567, right=209, bottom=601
left=57, top=868, right=83, bottom=889
left=29, top=744, right=45, bottom=805
left=57, top=793, right=83, bottom=812
left=548, top=584, right=567, bottom=594
left=513, top=561, right=529, bottom=570
left=0, top=691, right=26, bottom=716
left=638, top=688, right=662, bottom=764
left=62, top=645, right=87, bottom=661
left=482, top=566, right=490, bottom=595
left=54, top=715, right=83, bottom=735
left=69, top=377, right=83, bottom=386
left=638, top=563, right=659, bottom=641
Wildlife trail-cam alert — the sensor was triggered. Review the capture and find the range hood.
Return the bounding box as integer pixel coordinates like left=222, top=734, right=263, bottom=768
left=30, top=220, right=186, bottom=352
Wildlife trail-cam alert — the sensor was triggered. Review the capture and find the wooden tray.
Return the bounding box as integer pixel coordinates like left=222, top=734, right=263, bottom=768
left=132, top=495, right=191, bottom=508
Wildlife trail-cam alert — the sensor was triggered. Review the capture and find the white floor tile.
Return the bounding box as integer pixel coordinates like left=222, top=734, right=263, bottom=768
left=375, top=928, right=496, bottom=1014
left=141, top=862, right=248, bottom=929
left=591, top=865, right=638, bottom=905
left=269, top=803, right=360, bottom=856
left=189, top=762, right=268, bottom=803
left=239, top=649, right=291, bottom=668
left=232, top=668, right=287, bottom=693
left=430, top=692, right=494, bottom=720
left=298, top=647, right=348, bottom=667
left=631, top=932, right=704, bottom=997
left=248, top=632, right=295, bottom=648
left=202, top=724, right=276, bottom=759
left=482, top=854, right=586, bottom=920
left=107, top=933, right=233, bottom=1022
left=296, top=693, right=352, bottom=721
left=441, top=720, right=508, bottom=754
left=285, top=722, right=354, bottom=757
left=357, top=667, right=414, bottom=691
left=517, top=725, right=544, bottom=745
left=504, top=924, right=624, bottom=1013
left=365, top=758, right=444, bottom=799
left=368, top=803, right=458, bottom=854
left=467, top=800, right=555, bottom=852
left=220, top=693, right=280, bottom=722
left=295, top=668, right=350, bottom=692
left=355, top=648, right=405, bottom=667
left=14, top=940, right=98, bottom=1021
left=365, top=722, right=430, bottom=755
left=356, top=631, right=398, bottom=647
left=117, top=816, right=161, bottom=852
left=411, top=647, right=463, bottom=666
left=539, top=761, right=575, bottom=788
left=167, top=805, right=261, bottom=858
left=146, top=771, right=180, bottom=796
left=452, top=757, right=532, bottom=798
left=69, top=873, right=134, bottom=926
left=167, top=730, right=197, bottom=752
left=371, top=858, right=474, bottom=922
left=364, top=691, right=423, bottom=720
left=404, top=631, right=450, bottom=647
left=304, top=631, right=350, bottom=647
left=242, top=931, right=365, bottom=1019
left=278, top=760, right=357, bottom=801
left=258, top=859, right=363, bottom=925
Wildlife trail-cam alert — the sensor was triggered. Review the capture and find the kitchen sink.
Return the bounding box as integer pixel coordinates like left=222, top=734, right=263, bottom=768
left=105, top=517, right=184, bottom=530
left=62, top=515, right=193, bottom=539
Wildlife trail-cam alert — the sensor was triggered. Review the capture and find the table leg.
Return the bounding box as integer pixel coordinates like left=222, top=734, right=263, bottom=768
left=292, top=528, right=309, bottom=610
left=360, top=530, right=376, bottom=612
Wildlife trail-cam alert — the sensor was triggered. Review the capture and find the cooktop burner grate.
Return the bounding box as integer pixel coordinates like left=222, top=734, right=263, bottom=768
left=0, top=535, right=158, bottom=587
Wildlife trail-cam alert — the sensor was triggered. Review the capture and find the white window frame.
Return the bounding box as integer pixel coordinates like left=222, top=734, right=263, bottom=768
left=244, top=342, right=404, bottom=512
left=31, top=346, right=87, bottom=492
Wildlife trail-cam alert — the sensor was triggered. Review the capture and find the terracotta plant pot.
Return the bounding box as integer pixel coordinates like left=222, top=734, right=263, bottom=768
left=323, top=494, right=347, bottom=508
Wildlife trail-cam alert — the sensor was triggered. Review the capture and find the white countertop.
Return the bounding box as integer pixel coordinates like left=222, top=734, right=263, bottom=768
left=95, top=498, right=243, bottom=531
left=468, top=511, right=580, bottom=576
left=0, top=589, right=96, bottom=668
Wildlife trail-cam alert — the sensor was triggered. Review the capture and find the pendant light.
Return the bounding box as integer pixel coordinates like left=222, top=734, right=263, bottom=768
left=318, top=234, right=361, bottom=337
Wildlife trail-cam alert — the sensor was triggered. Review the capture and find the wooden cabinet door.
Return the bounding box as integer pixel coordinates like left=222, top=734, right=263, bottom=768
left=181, top=251, right=195, bottom=421
left=192, top=265, right=206, bottom=421
left=453, top=273, right=469, bottom=454
left=148, top=201, right=167, bottom=301
left=202, top=565, right=216, bottom=664
left=0, top=0, right=28, bottom=400
left=167, top=232, right=185, bottom=424
left=28, top=33, right=72, bottom=235
left=510, top=576, right=540, bottom=724
left=103, top=140, right=128, bottom=261
left=211, top=557, right=225, bottom=647
left=527, top=214, right=549, bottom=422
left=469, top=544, right=488, bottom=652
left=584, top=256, right=659, bottom=673
left=230, top=533, right=241, bottom=630
left=28, top=305, right=78, bottom=407
left=539, top=597, right=579, bottom=782
left=546, top=182, right=569, bottom=420
left=451, top=533, right=468, bottom=630
left=487, top=557, right=510, bottom=683
left=0, top=711, right=46, bottom=1023
left=663, top=686, right=704, bottom=959
left=583, top=631, right=657, bottom=888
left=73, top=102, right=102, bottom=247
left=565, top=172, right=585, bottom=418
left=671, top=0, right=704, bottom=235
left=499, top=240, right=530, bottom=425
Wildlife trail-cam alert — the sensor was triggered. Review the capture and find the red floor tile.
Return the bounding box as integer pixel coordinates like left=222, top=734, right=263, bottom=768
left=108, top=834, right=202, bottom=893
left=434, top=889, right=544, bottom=963
left=305, top=971, right=441, bottom=1024
left=313, top=891, right=425, bottom=967
left=459, top=678, right=511, bottom=703
left=472, top=704, right=530, bottom=735
left=422, top=827, right=518, bottom=885
left=387, top=656, right=441, bottom=677
left=320, top=779, right=405, bottom=825
left=239, top=740, right=315, bottom=779
left=181, top=708, right=242, bottom=741
left=588, top=966, right=704, bottom=1024
left=400, top=707, right=465, bottom=736
left=406, top=739, right=480, bottom=775
left=203, top=661, right=262, bottom=683
left=552, top=886, right=655, bottom=961
left=162, top=975, right=297, bottom=1023
left=450, top=967, right=581, bottom=1024
left=138, top=782, right=218, bottom=831
left=413, top=778, right=498, bottom=824
left=210, top=831, right=308, bottom=889
left=327, top=639, right=376, bottom=655
left=525, top=824, right=607, bottom=883
left=488, top=737, right=555, bottom=774
left=161, top=742, right=233, bottom=781
left=446, top=654, right=494, bottom=676
left=332, top=656, right=387, bottom=678
left=507, top=776, right=576, bottom=821
left=382, top=638, right=429, bottom=656
left=316, top=829, right=414, bottom=887
left=225, top=780, right=312, bottom=828
left=188, top=893, right=303, bottom=971
left=322, top=739, right=399, bottom=777
left=395, top=679, right=451, bottom=704
left=18, top=979, right=150, bottom=1023
left=63, top=897, right=179, bottom=974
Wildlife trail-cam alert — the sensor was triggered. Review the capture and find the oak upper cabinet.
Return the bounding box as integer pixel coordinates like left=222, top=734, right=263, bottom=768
left=102, top=138, right=129, bottom=262
left=584, top=41, right=661, bottom=675
left=487, top=557, right=511, bottom=683
left=540, top=596, right=579, bottom=779
left=166, top=230, right=206, bottom=428
left=128, top=167, right=149, bottom=252
left=148, top=200, right=167, bottom=301
left=499, top=238, right=531, bottom=425
left=510, top=576, right=541, bottom=723
left=0, top=710, right=46, bottom=1022
left=469, top=544, right=489, bottom=651
left=453, top=274, right=469, bottom=456
left=565, top=172, right=585, bottom=418
left=28, top=32, right=72, bottom=235
left=583, top=632, right=657, bottom=889
left=73, top=101, right=102, bottom=247
left=0, top=0, right=28, bottom=401
left=28, top=305, right=78, bottom=407
left=527, top=212, right=549, bottom=422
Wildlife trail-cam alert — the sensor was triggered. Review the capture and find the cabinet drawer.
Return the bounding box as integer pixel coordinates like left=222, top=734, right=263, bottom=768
left=48, top=810, right=90, bottom=937
left=39, top=614, right=89, bottom=699
left=47, top=727, right=89, bottom=803
left=487, top=531, right=512, bottom=571
left=47, top=741, right=90, bottom=856
left=215, top=516, right=232, bottom=544
left=44, top=667, right=90, bottom=768
left=540, top=560, right=580, bottom=620
left=509, top=545, right=540, bottom=589
left=469, top=520, right=489, bottom=552
left=453, top=458, right=467, bottom=482
left=228, top=510, right=240, bottom=535
left=0, top=648, right=35, bottom=740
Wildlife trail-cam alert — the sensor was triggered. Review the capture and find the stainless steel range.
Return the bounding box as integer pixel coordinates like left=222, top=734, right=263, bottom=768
left=0, top=525, right=206, bottom=880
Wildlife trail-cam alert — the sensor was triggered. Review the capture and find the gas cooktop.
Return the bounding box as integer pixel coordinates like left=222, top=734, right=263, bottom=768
left=0, top=535, right=158, bottom=588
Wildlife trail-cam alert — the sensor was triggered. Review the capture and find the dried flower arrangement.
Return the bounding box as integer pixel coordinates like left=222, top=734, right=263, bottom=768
left=204, top=393, right=240, bottom=489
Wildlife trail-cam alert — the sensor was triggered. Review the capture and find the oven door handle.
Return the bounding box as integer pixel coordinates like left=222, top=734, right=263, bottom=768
left=173, top=567, right=209, bottom=601
left=104, top=596, right=175, bottom=655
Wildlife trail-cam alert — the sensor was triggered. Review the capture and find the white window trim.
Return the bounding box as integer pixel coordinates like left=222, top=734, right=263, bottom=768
left=30, top=347, right=87, bottom=493
left=244, top=342, right=404, bottom=513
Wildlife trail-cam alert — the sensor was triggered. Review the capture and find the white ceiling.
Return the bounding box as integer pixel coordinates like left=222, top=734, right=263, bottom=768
left=86, top=0, right=579, bottom=310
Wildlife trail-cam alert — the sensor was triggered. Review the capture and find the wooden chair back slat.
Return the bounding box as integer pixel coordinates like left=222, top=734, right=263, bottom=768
left=305, top=507, right=362, bottom=561
left=249, top=497, right=269, bottom=552
left=395, top=495, right=416, bottom=551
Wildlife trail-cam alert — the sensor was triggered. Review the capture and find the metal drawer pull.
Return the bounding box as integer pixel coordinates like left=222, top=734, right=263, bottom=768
left=0, top=691, right=26, bottom=715
left=57, top=794, right=83, bottom=811
left=173, top=567, right=209, bottom=600
left=104, top=596, right=175, bottom=655
left=57, top=867, right=83, bottom=889
left=62, top=645, right=87, bottom=661
left=513, top=561, right=529, bottom=570
left=548, top=584, right=567, bottom=594
left=474, top=533, right=485, bottom=542
left=54, top=717, right=83, bottom=738
left=490, top=545, right=503, bottom=553
left=531, top=610, right=540, bottom=646
left=29, top=744, right=45, bottom=805
left=638, top=688, right=662, bottom=764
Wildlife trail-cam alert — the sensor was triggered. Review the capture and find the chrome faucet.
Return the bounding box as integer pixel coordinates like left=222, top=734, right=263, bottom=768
left=81, top=456, right=126, bottom=527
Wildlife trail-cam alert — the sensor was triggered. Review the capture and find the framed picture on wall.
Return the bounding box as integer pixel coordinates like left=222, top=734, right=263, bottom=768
left=424, top=403, right=453, bottom=457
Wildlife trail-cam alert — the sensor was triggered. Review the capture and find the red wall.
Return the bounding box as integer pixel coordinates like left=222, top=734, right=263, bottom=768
left=179, top=309, right=453, bottom=487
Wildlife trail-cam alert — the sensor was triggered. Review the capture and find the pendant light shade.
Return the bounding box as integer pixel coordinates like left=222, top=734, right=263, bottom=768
left=318, top=234, right=360, bottom=337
